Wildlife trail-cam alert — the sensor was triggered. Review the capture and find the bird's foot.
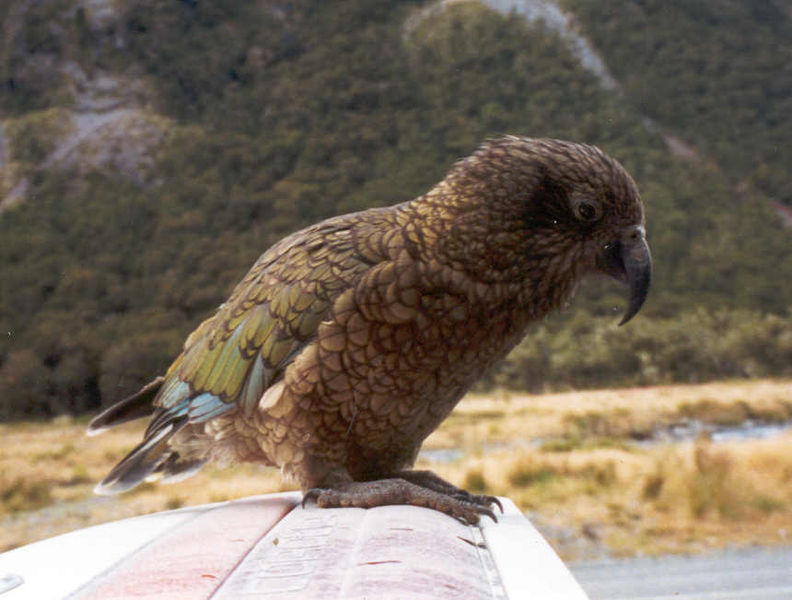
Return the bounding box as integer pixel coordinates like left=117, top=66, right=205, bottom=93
left=302, top=478, right=497, bottom=525
left=384, top=469, right=503, bottom=513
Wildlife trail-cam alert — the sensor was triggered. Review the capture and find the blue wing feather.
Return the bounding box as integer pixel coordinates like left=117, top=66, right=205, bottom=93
left=188, top=392, right=234, bottom=421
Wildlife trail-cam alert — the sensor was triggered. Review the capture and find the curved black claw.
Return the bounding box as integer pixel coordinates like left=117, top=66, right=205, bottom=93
left=472, top=504, right=498, bottom=524
left=453, top=491, right=503, bottom=514
left=470, top=494, right=503, bottom=514
left=302, top=488, right=323, bottom=508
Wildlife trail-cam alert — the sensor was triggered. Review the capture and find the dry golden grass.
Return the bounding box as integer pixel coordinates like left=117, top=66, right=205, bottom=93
left=1, top=378, right=791, bottom=557
left=423, top=434, right=792, bottom=557
left=430, top=379, right=792, bottom=448
left=419, top=379, right=792, bottom=558
left=0, top=417, right=287, bottom=552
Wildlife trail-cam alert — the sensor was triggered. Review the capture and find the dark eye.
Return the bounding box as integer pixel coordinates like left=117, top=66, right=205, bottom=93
left=577, top=203, right=597, bottom=220
left=573, top=199, right=602, bottom=222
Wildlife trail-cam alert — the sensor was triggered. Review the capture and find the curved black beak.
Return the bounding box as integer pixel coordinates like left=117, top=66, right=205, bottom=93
left=596, top=226, right=652, bottom=326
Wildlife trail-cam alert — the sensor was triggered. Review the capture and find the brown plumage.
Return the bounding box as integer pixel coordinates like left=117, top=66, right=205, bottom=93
left=89, top=136, right=651, bottom=523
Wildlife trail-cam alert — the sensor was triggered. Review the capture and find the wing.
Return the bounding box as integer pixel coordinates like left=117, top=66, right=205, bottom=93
left=95, top=209, right=398, bottom=493
left=153, top=217, right=387, bottom=430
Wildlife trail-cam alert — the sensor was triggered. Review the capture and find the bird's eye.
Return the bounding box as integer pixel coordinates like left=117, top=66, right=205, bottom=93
left=572, top=198, right=602, bottom=222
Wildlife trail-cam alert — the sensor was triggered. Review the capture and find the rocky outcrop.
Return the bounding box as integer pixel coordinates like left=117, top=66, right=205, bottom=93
left=0, top=0, right=170, bottom=212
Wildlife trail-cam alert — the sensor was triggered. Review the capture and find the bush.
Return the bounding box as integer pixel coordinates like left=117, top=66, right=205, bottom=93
left=492, top=309, right=792, bottom=392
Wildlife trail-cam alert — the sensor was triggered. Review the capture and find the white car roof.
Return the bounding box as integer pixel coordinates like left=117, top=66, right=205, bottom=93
left=0, top=492, right=588, bottom=599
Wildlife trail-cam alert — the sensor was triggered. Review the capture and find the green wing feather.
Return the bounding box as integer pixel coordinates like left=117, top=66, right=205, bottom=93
left=94, top=208, right=400, bottom=494
left=165, top=215, right=388, bottom=415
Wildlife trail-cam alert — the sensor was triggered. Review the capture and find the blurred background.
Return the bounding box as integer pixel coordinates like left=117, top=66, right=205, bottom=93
left=1, top=0, right=791, bottom=564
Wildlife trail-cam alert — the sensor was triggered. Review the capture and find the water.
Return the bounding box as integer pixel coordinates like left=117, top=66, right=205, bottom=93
left=419, top=447, right=465, bottom=463
left=419, top=420, right=792, bottom=464
left=643, top=419, right=792, bottom=446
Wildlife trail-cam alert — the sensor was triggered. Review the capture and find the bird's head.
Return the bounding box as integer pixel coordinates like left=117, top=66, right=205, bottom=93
left=437, top=136, right=651, bottom=324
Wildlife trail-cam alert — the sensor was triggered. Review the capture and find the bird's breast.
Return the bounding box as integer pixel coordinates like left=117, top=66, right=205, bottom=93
left=254, top=256, right=534, bottom=473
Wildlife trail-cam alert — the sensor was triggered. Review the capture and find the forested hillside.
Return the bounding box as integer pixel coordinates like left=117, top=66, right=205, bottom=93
left=566, top=0, right=792, bottom=205
left=1, top=0, right=790, bottom=419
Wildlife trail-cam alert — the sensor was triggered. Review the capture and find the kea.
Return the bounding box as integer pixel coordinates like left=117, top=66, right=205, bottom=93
left=89, top=136, right=651, bottom=524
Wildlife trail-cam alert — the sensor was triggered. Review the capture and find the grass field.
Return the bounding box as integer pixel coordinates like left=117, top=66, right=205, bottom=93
left=1, top=379, right=791, bottom=558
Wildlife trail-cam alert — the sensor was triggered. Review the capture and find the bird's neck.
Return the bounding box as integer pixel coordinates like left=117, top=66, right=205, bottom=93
left=401, top=184, right=584, bottom=322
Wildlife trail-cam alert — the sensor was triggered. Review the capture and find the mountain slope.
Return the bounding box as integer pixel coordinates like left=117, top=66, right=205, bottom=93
left=565, top=0, right=792, bottom=207
left=1, top=0, right=790, bottom=418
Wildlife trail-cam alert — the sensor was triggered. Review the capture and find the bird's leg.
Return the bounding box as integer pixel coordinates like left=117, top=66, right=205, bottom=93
left=302, top=478, right=497, bottom=525
left=380, top=469, right=503, bottom=513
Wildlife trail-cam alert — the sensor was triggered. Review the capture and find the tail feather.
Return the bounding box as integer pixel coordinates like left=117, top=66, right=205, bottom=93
left=94, top=417, right=186, bottom=495
left=155, top=454, right=209, bottom=484
left=87, top=377, right=164, bottom=436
